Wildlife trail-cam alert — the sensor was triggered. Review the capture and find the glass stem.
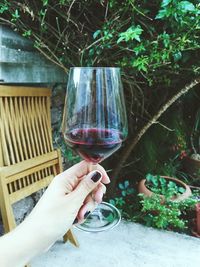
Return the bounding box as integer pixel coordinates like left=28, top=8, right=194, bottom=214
left=92, top=206, right=104, bottom=222
left=90, top=161, right=104, bottom=222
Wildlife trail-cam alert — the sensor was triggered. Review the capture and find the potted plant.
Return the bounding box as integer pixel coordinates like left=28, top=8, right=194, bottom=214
left=138, top=173, right=192, bottom=202
left=184, top=108, right=200, bottom=180
left=138, top=174, right=197, bottom=233
left=139, top=193, right=196, bottom=232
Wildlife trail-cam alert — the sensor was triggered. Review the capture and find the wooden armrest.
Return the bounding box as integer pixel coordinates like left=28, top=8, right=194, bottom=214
left=0, top=150, right=60, bottom=178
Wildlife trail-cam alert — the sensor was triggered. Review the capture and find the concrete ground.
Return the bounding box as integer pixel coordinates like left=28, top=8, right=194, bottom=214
left=31, top=221, right=200, bottom=267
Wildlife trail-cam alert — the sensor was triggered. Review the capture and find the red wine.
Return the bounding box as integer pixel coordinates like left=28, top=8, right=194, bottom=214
left=64, top=128, right=122, bottom=163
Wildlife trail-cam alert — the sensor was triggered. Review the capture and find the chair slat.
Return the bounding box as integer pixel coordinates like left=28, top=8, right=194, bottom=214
left=4, top=98, right=20, bottom=163
left=5, top=159, right=58, bottom=184
left=30, top=97, right=46, bottom=178
left=0, top=151, right=59, bottom=177
left=0, top=99, right=11, bottom=165
left=26, top=97, right=40, bottom=157
left=31, top=97, right=43, bottom=155
left=43, top=97, right=53, bottom=151
left=14, top=97, right=28, bottom=160
left=39, top=97, right=52, bottom=176
left=9, top=175, right=54, bottom=204
left=38, top=97, right=51, bottom=176
left=0, top=118, right=4, bottom=166
left=0, top=86, right=51, bottom=97
left=1, top=99, right=16, bottom=164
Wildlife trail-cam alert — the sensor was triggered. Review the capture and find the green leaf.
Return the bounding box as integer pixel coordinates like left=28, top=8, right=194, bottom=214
left=173, top=51, right=182, bottom=62
left=133, top=44, right=146, bottom=55
left=122, top=190, right=126, bottom=197
left=59, top=0, right=65, bottom=4
left=161, top=0, right=172, bottom=7
left=93, top=30, right=101, bottom=39
left=34, top=40, right=42, bottom=48
left=119, top=183, right=124, bottom=190
left=127, top=188, right=135, bottom=195
left=105, top=213, right=115, bottom=223
left=42, top=0, right=48, bottom=6
left=179, top=187, right=186, bottom=193
left=160, top=177, right=166, bottom=186
left=124, top=180, right=129, bottom=188
left=132, top=56, right=149, bottom=72
left=0, top=2, right=8, bottom=14
left=117, top=25, right=143, bottom=43
left=146, top=173, right=154, bottom=182
left=155, top=9, right=167, bottom=19
left=109, top=199, right=116, bottom=206
left=178, top=1, right=195, bottom=12
left=162, top=32, right=170, bottom=48
left=11, top=9, right=20, bottom=21
left=22, top=30, right=32, bottom=37
left=168, top=181, right=177, bottom=189
left=116, top=197, right=125, bottom=206
left=89, top=48, right=95, bottom=57
left=117, top=36, right=125, bottom=44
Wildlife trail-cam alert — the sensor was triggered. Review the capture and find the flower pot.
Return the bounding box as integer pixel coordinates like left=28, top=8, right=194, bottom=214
left=192, top=203, right=200, bottom=240
left=192, top=203, right=200, bottom=238
left=184, top=156, right=200, bottom=180
left=138, top=176, right=192, bottom=202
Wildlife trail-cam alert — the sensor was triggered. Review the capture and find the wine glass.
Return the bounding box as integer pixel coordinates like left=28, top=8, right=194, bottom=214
left=62, top=67, right=128, bottom=232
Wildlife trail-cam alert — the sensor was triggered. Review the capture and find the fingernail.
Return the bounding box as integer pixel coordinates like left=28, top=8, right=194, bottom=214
left=91, top=171, right=102, bottom=182
left=84, top=211, right=91, bottom=219
left=73, top=218, right=78, bottom=224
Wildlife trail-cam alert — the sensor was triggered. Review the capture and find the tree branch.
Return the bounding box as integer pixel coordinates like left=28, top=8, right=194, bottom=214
left=111, top=78, right=200, bottom=182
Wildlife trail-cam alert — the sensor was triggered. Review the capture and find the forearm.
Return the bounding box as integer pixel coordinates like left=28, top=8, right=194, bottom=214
left=0, top=215, right=56, bottom=267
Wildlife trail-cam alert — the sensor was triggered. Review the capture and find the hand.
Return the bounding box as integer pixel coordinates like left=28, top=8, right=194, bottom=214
left=26, top=160, right=110, bottom=243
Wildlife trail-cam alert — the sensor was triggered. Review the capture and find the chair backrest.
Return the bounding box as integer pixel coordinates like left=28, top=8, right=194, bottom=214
left=0, top=85, right=57, bottom=197
left=0, top=85, right=53, bottom=167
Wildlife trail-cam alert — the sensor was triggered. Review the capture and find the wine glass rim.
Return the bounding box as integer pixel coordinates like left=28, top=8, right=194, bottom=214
left=70, top=67, right=120, bottom=70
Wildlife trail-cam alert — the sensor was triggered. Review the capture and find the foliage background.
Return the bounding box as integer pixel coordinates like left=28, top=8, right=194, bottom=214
left=1, top=0, right=200, bottom=195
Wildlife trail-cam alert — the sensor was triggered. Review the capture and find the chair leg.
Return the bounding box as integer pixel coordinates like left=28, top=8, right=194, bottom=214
left=1, top=209, right=16, bottom=234
left=0, top=182, right=16, bottom=233
left=63, top=229, right=79, bottom=247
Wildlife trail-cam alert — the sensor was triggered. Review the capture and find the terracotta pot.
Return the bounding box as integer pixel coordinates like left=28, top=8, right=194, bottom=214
left=184, top=156, right=200, bottom=179
left=138, top=176, right=192, bottom=202
left=192, top=203, right=200, bottom=238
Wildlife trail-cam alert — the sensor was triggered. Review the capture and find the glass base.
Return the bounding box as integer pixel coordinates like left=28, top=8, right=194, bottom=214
left=75, top=202, right=121, bottom=232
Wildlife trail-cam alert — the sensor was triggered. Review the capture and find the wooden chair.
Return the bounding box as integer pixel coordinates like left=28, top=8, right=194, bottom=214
left=0, top=85, right=79, bottom=265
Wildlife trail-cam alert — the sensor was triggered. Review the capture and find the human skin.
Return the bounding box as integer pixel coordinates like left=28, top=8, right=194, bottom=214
left=0, top=161, right=110, bottom=267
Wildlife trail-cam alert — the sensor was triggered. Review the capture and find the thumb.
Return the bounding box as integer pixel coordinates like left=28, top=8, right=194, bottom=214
left=73, top=170, right=102, bottom=202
